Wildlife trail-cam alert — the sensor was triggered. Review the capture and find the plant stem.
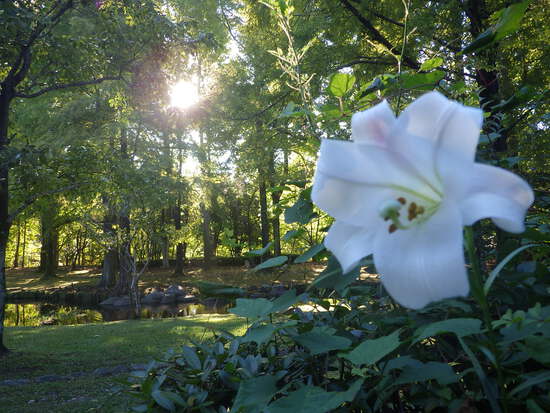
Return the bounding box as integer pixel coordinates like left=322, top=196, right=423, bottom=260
left=464, top=226, right=492, bottom=330
left=464, top=226, right=507, bottom=412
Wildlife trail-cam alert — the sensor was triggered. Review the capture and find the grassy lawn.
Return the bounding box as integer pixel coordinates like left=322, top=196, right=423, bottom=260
left=0, top=315, right=246, bottom=412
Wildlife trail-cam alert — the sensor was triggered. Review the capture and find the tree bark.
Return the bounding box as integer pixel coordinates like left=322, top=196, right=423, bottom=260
left=114, top=128, right=133, bottom=295
left=268, top=151, right=282, bottom=256
left=0, top=88, right=10, bottom=354
left=161, top=235, right=170, bottom=269
left=39, top=203, right=59, bottom=279
left=173, top=203, right=184, bottom=276
left=201, top=202, right=213, bottom=268
left=12, top=221, right=20, bottom=268
left=258, top=174, right=270, bottom=249
left=0, top=231, right=8, bottom=355
left=463, top=0, right=504, bottom=151
left=21, top=219, right=27, bottom=268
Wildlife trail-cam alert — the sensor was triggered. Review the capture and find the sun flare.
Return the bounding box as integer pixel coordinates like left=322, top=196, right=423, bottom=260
left=170, top=80, right=199, bottom=109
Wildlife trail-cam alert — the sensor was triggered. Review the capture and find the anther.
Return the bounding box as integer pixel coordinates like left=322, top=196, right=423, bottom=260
left=397, top=197, right=406, bottom=205
left=388, top=224, right=397, bottom=233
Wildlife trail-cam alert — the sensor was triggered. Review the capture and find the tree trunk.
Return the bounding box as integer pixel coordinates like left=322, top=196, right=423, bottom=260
left=115, top=210, right=132, bottom=295
left=201, top=202, right=213, bottom=269
left=40, top=203, right=59, bottom=279
left=161, top=236, right=170, bottom=268
left=114, top=128, right=133, bottom=295
left=98, top=201, right=117, bottom=288
left=271, top=191, right=282, bottom=256
left=100, top=249, right=118, bottom=288
left=161, top=209, right=170, bottom=269
left=0, top=230, right=9, bottom=355
left=12, top=221, right=20, bottom=268
left=173, top=203, right=184, bottom=276
left=464, top=0, right=504, bottom=151
left=258, top=174, right=270, bottom=249
left=21, top=220, right=27, bottom=268
left=0, top=90, right=10, bottom=354
left=268, top=152, right=282, bottom=256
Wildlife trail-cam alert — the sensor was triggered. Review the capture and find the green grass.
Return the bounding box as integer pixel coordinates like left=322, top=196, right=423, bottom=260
left=0, top=315, right=246, bottom=412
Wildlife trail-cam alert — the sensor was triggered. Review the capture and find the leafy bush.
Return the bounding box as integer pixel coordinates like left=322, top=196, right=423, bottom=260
left=124, top=243, right=550, bottom=412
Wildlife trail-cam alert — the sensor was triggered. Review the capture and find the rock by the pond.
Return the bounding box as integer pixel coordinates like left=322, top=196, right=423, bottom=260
left=142, top=290, right=164, bottom=304
left=1, top=378, right=31, bottom=386
left=40, top=318, right=58, bottom=326
left=160, top=293, right=176, bottom=304
left=176, top=294, right=197, bottom=303
left=270, top=284, right=287, bottom=297
left=165, top=284, right=185, bottom=296
left=36, top=374, right=65, bottom=383
left=93, top=365, right=129, bottom=376
left=100, top=296, right=131, bottom=306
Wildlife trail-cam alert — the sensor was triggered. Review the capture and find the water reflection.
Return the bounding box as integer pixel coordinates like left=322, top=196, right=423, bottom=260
left=5, top=300, right=230, bottom=327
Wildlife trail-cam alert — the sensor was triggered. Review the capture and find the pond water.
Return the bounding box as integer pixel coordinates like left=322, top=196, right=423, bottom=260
left=5, top=300, right=230, bottom=327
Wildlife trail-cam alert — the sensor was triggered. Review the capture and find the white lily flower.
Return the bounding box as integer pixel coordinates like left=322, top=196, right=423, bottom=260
left=312, top=91, right=534, bottom=309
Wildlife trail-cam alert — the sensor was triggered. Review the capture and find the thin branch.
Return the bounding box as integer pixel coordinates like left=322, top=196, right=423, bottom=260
left=8, top=181, right=87, bottom=225
left=7, top=0, right=75, bottom=87
left=334, top=58, right=395, bottom=71
left=229, top=91, right=292, bottom=121
left=338, top=0, right=419, bottom=70
left=363, top=5, right=405, bottom=28
left=15, top=76, right=122, bottom=98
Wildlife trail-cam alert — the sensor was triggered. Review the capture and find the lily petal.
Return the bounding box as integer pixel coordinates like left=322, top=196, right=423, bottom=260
left=352, top=100, right=396, bottom=146
left=314, top=139, right=441, bottom=200
left=434, top=103, right=483, bottom=163
left=373, top=201, right=469, bottom=309
left=389, top=92, right=482, bottom=187
left=312, top=170, right=393, bottom=228
left=325, top=221, right=375, bottom=273
left=457, top=164, right=534, bottom=233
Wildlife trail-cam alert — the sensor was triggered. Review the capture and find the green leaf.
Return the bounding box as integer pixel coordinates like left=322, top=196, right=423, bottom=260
left=414, top=318, right=482, bottom=343
left=242, top=321, right=298, bottom=345
left=419, top=57, right=443, bottom=71
left=399, top=70, right=445, bottom=90
left=458, top=337, right=501, bottom=413
left=232, top=375, right=278, bottom=412
left=181, top=346, right=201, bottom=370
left=194, top=281, right=245, bottom=298
left=294, top=243, right=325, bottom=264
left=461, top=1, right=530, bottom=54
left=253, top=256, right=288, bottom=271
left=526, top=399, right=546, bottom=413
left=484, top=244, right=539, bottom=294
left=394, top=361, right=457, bottom=386
left=284, top=196, right=314, bottom=225
left=241, top=324, right=279, bottom=345
left=230, top=298, right=273, bottom=319
left=328, top=73, right=356, bottom=97
left=267, top=380, right=363, bottom=413
left=247, top=242, right=273, bottom=256
left=279, top=102, right=304, bottom=118
left=510, top=371, right=550, bottom=397
left=271, top=289, right=306, bottom=313
left=282, top=229, right=302, bottom=241
left=294, top=327, right=352, bottom=355
left=152, top=390, right=176, bottom=412
left=519, top=336, right=550, bottom=364
left=161, top=391, right=187, bottom=407
left=310, top=255, right=360, bottom=293
left=342, top=329, right=401, bottom=366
